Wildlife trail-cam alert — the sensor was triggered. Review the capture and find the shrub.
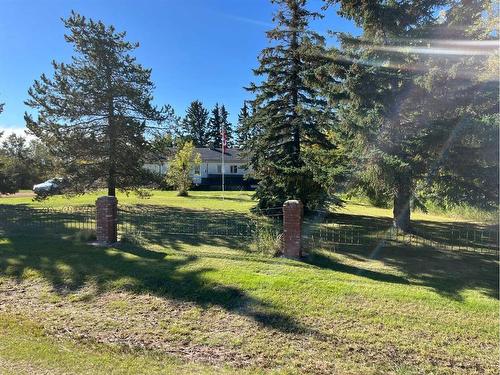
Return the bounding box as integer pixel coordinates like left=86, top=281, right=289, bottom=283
left=253, top=223, right=283, bottom=257
left=73, top=229, right=97, bottom=242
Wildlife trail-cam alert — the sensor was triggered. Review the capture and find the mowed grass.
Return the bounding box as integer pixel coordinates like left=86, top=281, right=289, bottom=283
left=1, top=189, right=493, bottom=224
left=0, top=191, right=498, bottom=374
left=0, top=190, right=255, bottom=212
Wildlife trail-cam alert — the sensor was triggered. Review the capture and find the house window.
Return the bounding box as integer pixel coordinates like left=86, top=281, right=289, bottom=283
left=194, top=166, right=200, bottom=175
left=217, top=164, right=222, bottom=173
left=230, top=165, right=238, bottom=174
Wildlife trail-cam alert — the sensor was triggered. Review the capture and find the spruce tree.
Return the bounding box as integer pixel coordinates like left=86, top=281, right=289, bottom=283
left=181, top=100, right=210, bottom=147
left=236, top=102, right=251, bottom=147
left=25, top=12, right=169, bottom=197
left=207, top=103, right=233, bottom=148
left=219, top=105, right=233, bottom=147
left=324, top=0, right=498, bottom=230
left=207, top=103, right=222, bottom=148
left=247, top=0, right=338, bottom=210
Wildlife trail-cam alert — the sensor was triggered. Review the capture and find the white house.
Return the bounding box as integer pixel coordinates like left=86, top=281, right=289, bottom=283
left=144, top=148, right=255, bottom=189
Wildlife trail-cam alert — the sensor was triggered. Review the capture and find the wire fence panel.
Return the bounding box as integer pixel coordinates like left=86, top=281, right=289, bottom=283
left=303, top=210, right=499, bottom=255
left=0, top=205, right=96, bottom=236
left=1, top=205, right=496, bottom=255
left=117, top=205, right=284, bottom=252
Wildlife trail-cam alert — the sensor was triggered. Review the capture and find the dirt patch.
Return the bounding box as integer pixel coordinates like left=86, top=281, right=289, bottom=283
left=0, top=279, right=495, bottom=374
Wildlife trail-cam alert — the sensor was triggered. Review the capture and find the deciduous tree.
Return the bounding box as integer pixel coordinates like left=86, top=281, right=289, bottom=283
left=165, top=141, right=201, bottom=196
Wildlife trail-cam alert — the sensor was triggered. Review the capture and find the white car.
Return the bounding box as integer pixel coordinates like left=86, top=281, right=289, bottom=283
left=33, top=178, right=63, bottom=195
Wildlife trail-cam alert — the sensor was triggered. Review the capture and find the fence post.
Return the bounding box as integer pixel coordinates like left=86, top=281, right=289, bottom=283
left=282, top=200, right=303, bottom=258
left=96, top=196, right=118, bottom=244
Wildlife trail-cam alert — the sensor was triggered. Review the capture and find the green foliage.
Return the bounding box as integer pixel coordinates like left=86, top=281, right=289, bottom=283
left=165, top=141, right=201, bottom=196
left=72, top=229, right=97, bottom=242
left=207, top=103, right=233, bottom=148
left=0, top=105, right=18, bottom=195
left=324, top=0, right=499, bottom=230
left=246, top=0, right=342, bottom=210
left=207, top=103, right=222, bottom=148
left=181, top=100, right=210, bottom=147
left=235, top=102, right=251, bottom=147
left=415, top=201, right=499, bottom=224
left=253, top=222, right=283, bottom=256
left=1, top=135, right=59, bottom=189
left=24, top=11, right=171, bottom=197
left=219, top=105, right=233, bottom=147
left=0, top=154, right=18, bottom=195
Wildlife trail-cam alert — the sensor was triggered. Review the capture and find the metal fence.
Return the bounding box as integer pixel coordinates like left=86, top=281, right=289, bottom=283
left=0, top=204, right=283, bottom=251
left=118, top=205, right=283, bottom=250
left=0, top=205, right=96, bottom=235
left=303, top=210, right=499, bottom=254
left=1, top=204, right=497, bottom=255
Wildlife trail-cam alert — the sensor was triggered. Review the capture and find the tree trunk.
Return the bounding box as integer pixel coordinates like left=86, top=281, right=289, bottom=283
left=393, top=173, right=411, bottom=232
left=290, top=10, right=301, bottom=169
left=106, top=70, right=116, bottom=197
left=107, top=115, right=116, bottom=197
left=107, top=177, right=116, bottom=196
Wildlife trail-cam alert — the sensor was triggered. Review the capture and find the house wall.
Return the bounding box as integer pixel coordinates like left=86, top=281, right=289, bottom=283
left=144, top=162, right=250, bottom=184
left=205, top=162, right=247, bottom=176
left=143, top=163, right=167, bottom=175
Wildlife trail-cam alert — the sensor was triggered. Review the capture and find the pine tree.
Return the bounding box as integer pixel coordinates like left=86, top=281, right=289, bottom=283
left=324, top=0, right=499, bottom=230
left=207, top=103, right=222, bottom=148
left=181, top=100, right=210, bottom=147
left=246, top=0, right=338, bottom=209
left=24, top=12, right=169, bottom=197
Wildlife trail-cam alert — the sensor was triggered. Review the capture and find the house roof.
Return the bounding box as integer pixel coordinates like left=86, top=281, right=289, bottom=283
left=194, top=148, right=247, bottom=163
left=147, top=148, right=249, bottom=163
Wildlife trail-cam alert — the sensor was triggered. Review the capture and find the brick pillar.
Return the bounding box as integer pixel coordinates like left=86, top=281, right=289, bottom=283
left=283, top=200, right=303, bottom=258
left=96, top=196, right=118, bottom=244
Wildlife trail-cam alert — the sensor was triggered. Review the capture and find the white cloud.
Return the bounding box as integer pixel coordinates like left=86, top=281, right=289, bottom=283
left=0, top=125, right=35, bottom=141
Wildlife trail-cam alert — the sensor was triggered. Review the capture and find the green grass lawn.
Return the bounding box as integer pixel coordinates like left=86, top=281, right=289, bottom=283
left=0, top=190, right=498, bottom=374
left=0, top=189, right=494, bottom=224
left=0, top=190, right=255, bottom=212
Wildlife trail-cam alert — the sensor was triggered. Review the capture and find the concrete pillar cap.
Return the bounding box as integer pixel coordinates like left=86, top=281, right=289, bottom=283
left=283, top=200, right=302, bottom=206
left=96, top=195, right=118, bottom=202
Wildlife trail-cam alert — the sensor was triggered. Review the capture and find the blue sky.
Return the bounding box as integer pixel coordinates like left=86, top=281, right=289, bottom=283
left=0, top=0, right=359, bottom=135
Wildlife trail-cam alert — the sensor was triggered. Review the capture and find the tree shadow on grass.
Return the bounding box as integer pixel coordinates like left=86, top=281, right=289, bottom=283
left=118, top=205, right=259, bottom=252
left=0, top=205, right=310, bottom=335
left=303, top=211, right=499, bottom=301
left=178, top=194, right=253, bottom=203
left=303, top=250, right=410, bottom=285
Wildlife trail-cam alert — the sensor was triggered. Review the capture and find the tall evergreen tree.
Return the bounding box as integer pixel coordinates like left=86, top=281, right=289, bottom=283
left=323, top=0, right=498, bottom=230
left=25, top=12, right=169, bottom=197
left=247, top=0, right=339, bottom=209
left=207, top=103, right=222, bottom=148
left=236, top=102, right=251, bottom=147
left=181, top=100, right=210, bottom=147
left=219, top=105, right=233, bottom=147
left=207, top=103, right=233, bottom=148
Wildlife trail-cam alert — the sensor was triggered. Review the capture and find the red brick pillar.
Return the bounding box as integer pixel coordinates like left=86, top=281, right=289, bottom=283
left=283, top=200, right=303, bottom=258
left=96, top=196, right=118, bottom=244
